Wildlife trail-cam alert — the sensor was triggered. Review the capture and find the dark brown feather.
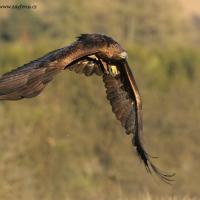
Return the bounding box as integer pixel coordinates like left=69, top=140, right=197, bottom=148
left=67, top=57, right=103, bottom=76
left=0, top=34, right=123, bottom=100
left=103, top=61, right=175, bottom=183
left=0, top=65, right=60, bottom=100
left=103, top=73, right=135, bottom=131
left=0, top=35, right=107, bottom=100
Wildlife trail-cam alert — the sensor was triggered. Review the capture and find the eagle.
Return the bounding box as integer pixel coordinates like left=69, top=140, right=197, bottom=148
left=0, top=34, right=174, bottom=183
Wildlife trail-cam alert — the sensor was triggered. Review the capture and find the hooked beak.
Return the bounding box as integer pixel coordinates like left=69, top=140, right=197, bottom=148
left=119, top=52, right=128, bottom=59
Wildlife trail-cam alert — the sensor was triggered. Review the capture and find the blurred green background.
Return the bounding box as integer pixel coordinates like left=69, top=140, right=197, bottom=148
left=0, top=0, right=200, bottom=199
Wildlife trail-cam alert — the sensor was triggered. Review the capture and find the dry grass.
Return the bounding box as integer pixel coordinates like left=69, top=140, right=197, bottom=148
left=0, top=0, right=200, bottom=199
left=0, top=43, right=199, bottom=200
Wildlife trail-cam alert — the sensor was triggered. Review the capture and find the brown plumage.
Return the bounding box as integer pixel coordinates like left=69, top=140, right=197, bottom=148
left=0, top=33, right=174, bottom=183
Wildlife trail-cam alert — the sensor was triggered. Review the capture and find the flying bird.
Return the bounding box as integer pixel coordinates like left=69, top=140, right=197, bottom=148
left=0, top=34, right=174, bottom=183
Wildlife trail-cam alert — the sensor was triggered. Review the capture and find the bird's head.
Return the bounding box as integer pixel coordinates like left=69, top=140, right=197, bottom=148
left=99, top=46, right=128, bottom=62
left=77, top=33, right=128, bottom=62
left=97, top=35, right=128, bottom=62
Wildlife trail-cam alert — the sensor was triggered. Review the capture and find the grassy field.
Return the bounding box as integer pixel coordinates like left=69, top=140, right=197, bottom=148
left=0, top=0, right=200, bottom=199
left=0, top=42, right=199, bottom=200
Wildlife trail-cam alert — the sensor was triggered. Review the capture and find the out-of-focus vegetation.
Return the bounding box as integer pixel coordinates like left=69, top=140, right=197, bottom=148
left=0, top=0, right=200, bottom=199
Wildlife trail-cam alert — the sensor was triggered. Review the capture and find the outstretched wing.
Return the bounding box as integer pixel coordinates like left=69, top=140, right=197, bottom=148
left=103, top=60, right=174, bottom=183
left=0, top=61, right=61, bottom=100
left=0, top=41, right=103, bottom=100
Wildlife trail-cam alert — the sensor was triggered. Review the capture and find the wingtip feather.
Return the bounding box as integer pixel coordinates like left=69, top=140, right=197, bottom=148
left=132, top=135, right=175, bottom=184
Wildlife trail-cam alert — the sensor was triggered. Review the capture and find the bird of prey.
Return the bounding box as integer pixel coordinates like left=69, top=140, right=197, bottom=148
left=0, top=34, right=174, bottom=183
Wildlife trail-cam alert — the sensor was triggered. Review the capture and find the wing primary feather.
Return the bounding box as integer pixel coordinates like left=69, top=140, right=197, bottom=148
left=103, top=61, right=175, bottom=184
left=123, top=60, right=175, bottom=184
